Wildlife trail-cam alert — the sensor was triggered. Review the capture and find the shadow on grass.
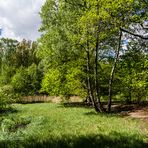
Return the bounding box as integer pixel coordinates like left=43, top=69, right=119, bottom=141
left=63, top=102, right=92, bottom=108
left=18, top=101, right=45, bottom=104
left=0, top=107, right=18, bottom=115
left=83, top=111, right=116, bottom=117
left=0, top=132, right=147, bottom=148
left=83, top=111, right=124, bottom=119
left=63, top=101, right=148, bottom=115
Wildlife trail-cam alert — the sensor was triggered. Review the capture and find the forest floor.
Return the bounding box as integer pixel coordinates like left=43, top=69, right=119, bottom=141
left=0, top=103, right=148, bottom=148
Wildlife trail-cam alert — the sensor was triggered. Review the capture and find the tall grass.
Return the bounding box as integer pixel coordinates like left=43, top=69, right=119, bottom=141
left=0, top=103, right=147, bottom=148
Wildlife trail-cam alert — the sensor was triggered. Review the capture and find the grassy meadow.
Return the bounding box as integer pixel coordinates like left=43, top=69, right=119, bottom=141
left=0, top=103, right=148, bottom=148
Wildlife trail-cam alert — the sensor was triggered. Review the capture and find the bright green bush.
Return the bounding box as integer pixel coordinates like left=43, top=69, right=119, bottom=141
left=41, top=68, right=61, bottom=95
left=63, top=67, right=86, bottom=98
left=40, top=66, right=86, bottom=98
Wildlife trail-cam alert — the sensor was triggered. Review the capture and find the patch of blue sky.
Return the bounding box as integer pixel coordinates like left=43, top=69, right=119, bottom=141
left=122, top=39, right=129, bottom=45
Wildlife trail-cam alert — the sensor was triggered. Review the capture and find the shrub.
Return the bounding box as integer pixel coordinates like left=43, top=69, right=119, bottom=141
left=41, top=69, right=61, bottom=96
left=11, top=64, right=41, bottom=95
left=0, top=85, right=16, bottom=110
left=40, top=67, right=86, bottom=98
left=11, top=67, right=29, bottom=95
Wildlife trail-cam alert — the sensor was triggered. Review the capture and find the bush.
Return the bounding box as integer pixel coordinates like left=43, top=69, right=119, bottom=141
left=11, top=67, right=29, bottom=95
left=0, top=66, right=16, bottom=86
left=11, top=64, right=41, bottom=95
left=63, top=67, right=86, bottom=98
left=40, top=67, right=86, bottom=98
left=0, top=85, right=16, bottom=110
left=41, top=68, right=61, bottom=96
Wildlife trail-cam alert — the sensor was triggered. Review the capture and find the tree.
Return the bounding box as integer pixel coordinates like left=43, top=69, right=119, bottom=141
left=119, top=38, right=148, bottom=103
left=38, top=0, right=148, bottom=112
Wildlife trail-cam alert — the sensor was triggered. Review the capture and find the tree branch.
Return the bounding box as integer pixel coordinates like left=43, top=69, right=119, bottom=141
left=120, top=27, right=148, bottom=40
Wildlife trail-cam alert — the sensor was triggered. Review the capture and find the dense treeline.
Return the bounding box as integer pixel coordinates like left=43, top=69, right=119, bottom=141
left=0, top=0, right=148, bottom=112
left=0, top=38, right=42, bottom=109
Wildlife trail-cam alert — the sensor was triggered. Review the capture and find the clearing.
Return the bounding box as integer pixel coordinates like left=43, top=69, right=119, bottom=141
left=0, top=103, right=148, bottom=148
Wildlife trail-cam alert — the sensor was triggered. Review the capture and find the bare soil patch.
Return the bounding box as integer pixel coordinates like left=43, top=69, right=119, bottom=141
left=111, top=104, right=148, bottom=121
left=128, top=109, right=148, bottom=119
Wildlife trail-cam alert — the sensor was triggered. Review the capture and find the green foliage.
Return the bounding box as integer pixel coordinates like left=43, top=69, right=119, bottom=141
left=131, top=72, right=148, bottom=102
left=11, top=67, right=29, bottom=94
left=118, top=39, right=148, bottom=103
left=0, top=66, right=16, bottom=86
left=63, top=66, right=87, bottom=98
left=37, top=0, right=148, bottom=104
left=0, top=0, right=148, bottom=108
left=41, top=64, right=87, bottom=98
left=41, top=68, right=61, bottom=96
left=11, top=64, right=41, bottom=95
left=0, top=85, right=16, bottom=110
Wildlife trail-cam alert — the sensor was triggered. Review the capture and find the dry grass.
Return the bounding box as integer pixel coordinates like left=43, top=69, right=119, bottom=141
left=21, top=96, right=61, bottom=103
left=20, top=95, right=83, bottom=103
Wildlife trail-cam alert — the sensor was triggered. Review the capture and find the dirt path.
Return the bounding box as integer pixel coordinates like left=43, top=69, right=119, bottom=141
left=110, top=103, right=148, bottom=119
left=128, top=108, right=148, bottom=119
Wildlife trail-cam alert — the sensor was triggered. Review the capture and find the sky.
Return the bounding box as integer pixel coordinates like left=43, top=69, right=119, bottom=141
left=0, top=0, right=46, bottom=41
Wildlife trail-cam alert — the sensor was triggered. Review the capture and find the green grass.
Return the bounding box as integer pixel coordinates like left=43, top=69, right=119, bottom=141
left=0, top=103, right=147, bottom=148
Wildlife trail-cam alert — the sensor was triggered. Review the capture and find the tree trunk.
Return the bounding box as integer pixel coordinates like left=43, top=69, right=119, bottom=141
left=128, top=69, right=132, bottom=104
left=94, top=32, right=103, bottom=112
left=107, top=30, right=122, bottom=112
left=94, top=0, right=103, bottom=113
left=86, top=40, right=95, bottom=107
